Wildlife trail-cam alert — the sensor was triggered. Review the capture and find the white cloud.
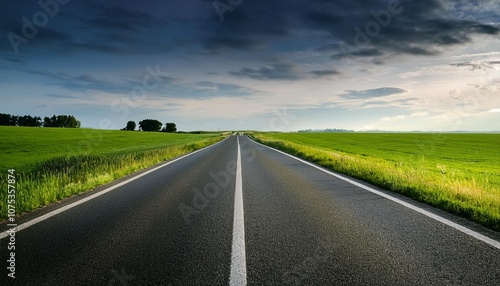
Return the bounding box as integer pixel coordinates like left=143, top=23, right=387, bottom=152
left=489, top=108, right=500, bottom=113
left=359, top=124, right=377, bottom=131
left=381, top=112, right=428, bottom=121
left=409, top=112, right=429, bottom=117
left=451, top=51, right=500, bottom=59
left=381, top=115, right=406, bottom=121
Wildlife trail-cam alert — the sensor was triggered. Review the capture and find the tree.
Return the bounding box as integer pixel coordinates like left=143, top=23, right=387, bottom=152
left=17, top=115, right=42, bottom=127
left=138, top=119, right=163, bottom=132
left=0, top=113, right=78, bottom=127
left=43, top=116, right=52, bottom=127
left=43, top=115, right=81, bottom=128
left=0, top=113, right=43, bottom=127
left=122, top=121, right=136, bottom=131
left=0, top=113, right=17, bottom=126
left=163, top=122, right=177, bottom=133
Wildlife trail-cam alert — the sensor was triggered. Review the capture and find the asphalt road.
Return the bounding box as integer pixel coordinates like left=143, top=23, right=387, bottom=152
left=1, top=135, right=500, bottom=285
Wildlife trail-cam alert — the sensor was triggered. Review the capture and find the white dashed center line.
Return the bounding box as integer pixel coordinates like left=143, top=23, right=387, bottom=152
left=229, top=136, right=247, bottom=285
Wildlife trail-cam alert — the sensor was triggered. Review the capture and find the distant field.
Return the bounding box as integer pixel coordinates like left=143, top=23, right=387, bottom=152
left=251, top=132, right=500, bottom=230
left=0, top=126, right=220, bottom=172
left=0, top=126, right=224, bottom=219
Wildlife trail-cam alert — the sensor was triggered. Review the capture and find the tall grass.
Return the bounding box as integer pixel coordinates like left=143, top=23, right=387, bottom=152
left=251, top=134, right=500, bottom=231
left=0, top=136, right=223, bottom=219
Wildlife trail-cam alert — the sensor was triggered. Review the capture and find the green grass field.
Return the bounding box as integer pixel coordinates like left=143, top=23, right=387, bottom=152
left=0, top=126, right=222, bottom=172
left=251, top=132, right=500, bottom=231
left=0, top=126, right=224, bottom=219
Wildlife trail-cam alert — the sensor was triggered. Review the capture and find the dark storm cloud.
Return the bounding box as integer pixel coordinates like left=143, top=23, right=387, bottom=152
left=331, top=48, right=384, bottom=59
left=202, top=37, right=267, bottom=54
left=202, top=0, right=498, bottom=60
left=3, top=0, right=498, bottom=60
left=310, top=69, right=341, bottom=78
left=22, top=69, right=129, bottom=93
left=200, top=2, right=292, bottom=54
left=80, top=4, right=158, bottom=31
left=35, top=27, right=72, bottom=41
left=72, top=42, right=130, bottom=55
left=0, top=6, right=70, bottom=52
left=0, top=0, right=173, bottom=56
left=327, top=12, right=498, bottom=58
left=352, top=49, right=384, bottom=57
left=67, top=2, right=174, bottom=55
left=229, top=63, right=303, bottom=81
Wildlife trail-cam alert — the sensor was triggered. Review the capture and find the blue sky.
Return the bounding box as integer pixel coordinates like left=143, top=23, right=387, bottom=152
left=1, top=0, right=499, bottom=131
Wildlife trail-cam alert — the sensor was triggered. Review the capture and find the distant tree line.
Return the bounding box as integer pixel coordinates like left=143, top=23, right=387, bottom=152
left=298, top=128, right=354, bottom=133
left=0, top=113, right=81, bottom=128
left=122, top=120, right=177, bottom=133
left=44, top=115, right=81, bottom=128
left=0, top=113, right=41, bottom=127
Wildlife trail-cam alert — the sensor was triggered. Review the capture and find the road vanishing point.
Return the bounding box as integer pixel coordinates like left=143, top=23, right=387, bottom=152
left=1, top=135, right=500, bottom=285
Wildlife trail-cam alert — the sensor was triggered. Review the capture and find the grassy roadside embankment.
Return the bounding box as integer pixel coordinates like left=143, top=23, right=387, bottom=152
left=250, top=132, right=500, bottom=231
left=0, top=126, right=226, bottom=219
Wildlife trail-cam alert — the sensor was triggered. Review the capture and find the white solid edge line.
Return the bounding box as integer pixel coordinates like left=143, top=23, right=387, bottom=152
left=0, top=137, right=228, bottom=240
left=249, top=138, right=500, bottom=251
left=229, top=136, right=247, bottom=285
